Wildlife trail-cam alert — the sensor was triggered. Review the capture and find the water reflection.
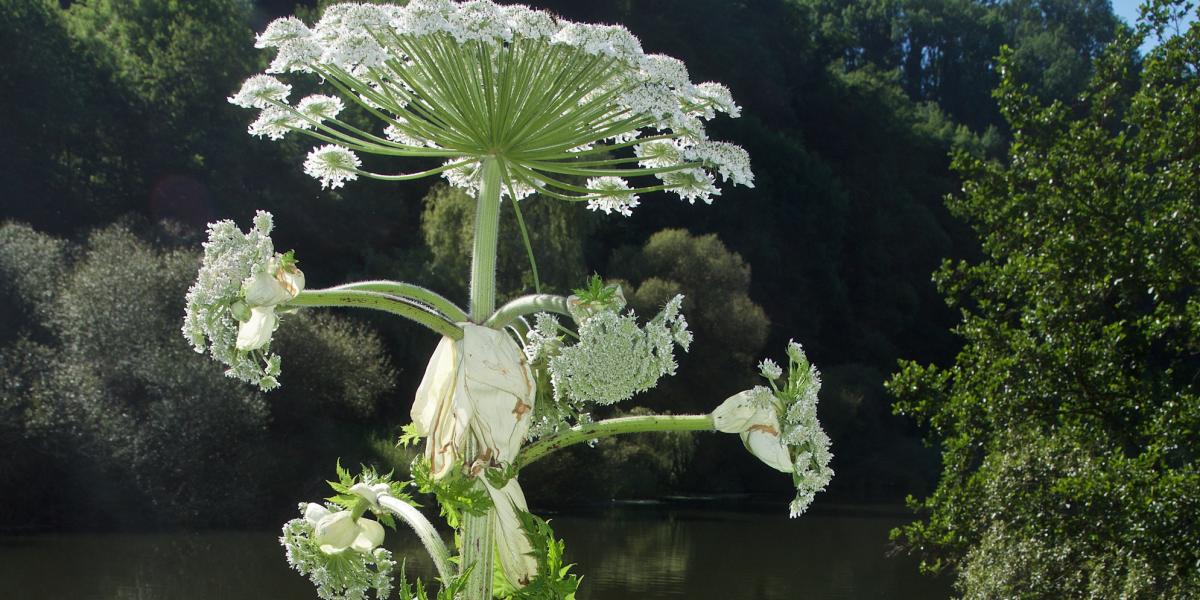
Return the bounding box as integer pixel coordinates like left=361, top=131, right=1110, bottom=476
left=0, top=504, right=950, bottom=599
left=549, top=503, right=952, bottom=599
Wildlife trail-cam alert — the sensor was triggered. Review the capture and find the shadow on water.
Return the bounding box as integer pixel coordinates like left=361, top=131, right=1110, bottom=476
left=0, top=502, right=951, bottom=599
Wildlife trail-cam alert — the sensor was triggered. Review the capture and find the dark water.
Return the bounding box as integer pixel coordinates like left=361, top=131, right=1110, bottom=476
left=0, top=503, right=951, bottom=599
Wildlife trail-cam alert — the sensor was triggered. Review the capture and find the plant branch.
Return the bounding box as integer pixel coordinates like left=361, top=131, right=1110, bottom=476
left=517, top=414, right=715, bottom=469
left=327, top=280, right=469, bottom=322
left=378, top=495, right=455, bottom=583
left=484, top=294, right=571, bottom=329
left=286, top=289, right=463, bottom=340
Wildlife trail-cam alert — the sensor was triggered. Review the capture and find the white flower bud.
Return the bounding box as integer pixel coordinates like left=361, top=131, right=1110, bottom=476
left=243, top=270, right=291, bottom=306
left=303, top=502, right=331, bottom=526
left=411, top=334, right=470, bottom=479
left=712, top=389, right=772, bottom=433
left=236, top=306, right=278, bottom=351
left=712, top=388, right=793, bottom=473
left=350, top=518, right=385, bottom=554
left=314, top=510, right=360, bottom=553
left=348, top=482, right=391, bottom=509
left=243, top=257, right=305, bottom=306
left=312, top=510, right=386, bottom=555
left=744, top=424, right=793, bottom=474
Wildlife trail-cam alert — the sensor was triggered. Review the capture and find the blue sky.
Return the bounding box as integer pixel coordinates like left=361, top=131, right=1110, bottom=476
left=1110, top=0, right=1148, bottom=25
left=1109, top=0, right=1197, bottom=52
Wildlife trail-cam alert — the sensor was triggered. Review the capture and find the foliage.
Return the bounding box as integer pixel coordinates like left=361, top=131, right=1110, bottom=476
left=608, top=228, right=768, bottom=407
left=417, top=183, right=588, bottom=302
left=409, top=457, right=492, bottom=530
left=0, top=0, right=143, bottom=227
left=0, top=219, right=397, bottom=529
left=494, top=513, right=581, bottom=600
left=889, top=5, right=1200, bottom=596
left=798, top=0, right=1127, bottom=131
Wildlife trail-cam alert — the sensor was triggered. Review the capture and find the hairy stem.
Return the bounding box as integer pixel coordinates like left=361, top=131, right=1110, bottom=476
left=517, top=414, right=715, bottom=469
left=377, top=495, right=455, bottom=583
left=484, top=294, right=571, bottom=329
left=286, top=289, right=463, bottom=339
left=327, top=280, right=469, bottom=322
left=469, top=158, right=502, bottom=323
left=462, top=156, right=503, bottom=600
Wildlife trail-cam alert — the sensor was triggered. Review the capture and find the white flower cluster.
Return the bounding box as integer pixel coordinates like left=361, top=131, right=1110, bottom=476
left=304, top=145, right=362, bottom=189
left=538, top=295, right=691, bottom=406
left=233, top=0, right=752, bottom=207
left=281, top=504, right=395, bottom=600
left=182, top=211, right=302, bottom=391
left=585, top=176, right=641, bottom=216
left=778, top=344, right=832, bottom=517
left=712, top=341, right=832, bottom=518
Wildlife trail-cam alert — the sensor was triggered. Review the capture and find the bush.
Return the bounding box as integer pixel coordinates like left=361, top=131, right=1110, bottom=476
left=0, top=219, right=397, bottom=529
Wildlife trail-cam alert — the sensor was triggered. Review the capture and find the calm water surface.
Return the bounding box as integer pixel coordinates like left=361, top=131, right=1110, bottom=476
left=0, top=503, right=951, bottom=599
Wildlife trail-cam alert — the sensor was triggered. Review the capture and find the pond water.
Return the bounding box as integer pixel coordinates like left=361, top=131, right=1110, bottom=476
left=0, top=502, right=952, bottom=599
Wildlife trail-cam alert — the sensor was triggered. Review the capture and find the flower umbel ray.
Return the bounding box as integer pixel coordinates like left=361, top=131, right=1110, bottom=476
left=236, top=0, right=753, bottom=211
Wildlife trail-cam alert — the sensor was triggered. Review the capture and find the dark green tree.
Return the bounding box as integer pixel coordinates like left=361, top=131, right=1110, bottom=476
left=0, top=0, right=143, bottom=227
left=413, top=183, right=589, bottom=303
left=797, top=0, right=1126, bottom=131
left=0, top=220, right=398, bottom=529
left=889, top=5, right=1200, bottom=596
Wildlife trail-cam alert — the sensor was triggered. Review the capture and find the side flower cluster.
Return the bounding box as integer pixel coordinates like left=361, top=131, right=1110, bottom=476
left=531, top=294, right=691, bottom=407
left=281, top=491, right=394, bottom=600
left=182, top=211, right=304, bottom=391
left=712, top=341, right=833, bottom=517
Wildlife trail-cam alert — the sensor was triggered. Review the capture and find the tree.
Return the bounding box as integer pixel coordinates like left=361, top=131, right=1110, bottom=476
left=607, top=228, right=770, bottom=410
left=414, top=183, right=589, bottom=303
left=0, top=0, right=144, bottom=228
left=0, top=219, right=398, bottom=529
left=889, top=5, right=1200, bottom=596
left=796, top=0, right=1126, bottom=132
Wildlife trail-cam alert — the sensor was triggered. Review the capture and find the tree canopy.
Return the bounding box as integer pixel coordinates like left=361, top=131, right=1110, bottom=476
left=889, top=4, right=1200, bottom=595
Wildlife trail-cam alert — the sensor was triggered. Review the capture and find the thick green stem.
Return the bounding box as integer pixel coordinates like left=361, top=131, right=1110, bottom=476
left=469, top=158, right=503, bottom=323
left=483, top=294, right=571, bottom=329
left=517, top=414, right=715, bottom=469
left=286, top=289, right=463, bottom=340
left=462, top=156, right=503, bottom=600
left=327, top=280, right=469, bottom=322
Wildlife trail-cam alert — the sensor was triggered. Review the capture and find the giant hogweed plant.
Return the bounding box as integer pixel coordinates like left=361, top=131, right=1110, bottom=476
left=186, top=2, right=832, bottom=598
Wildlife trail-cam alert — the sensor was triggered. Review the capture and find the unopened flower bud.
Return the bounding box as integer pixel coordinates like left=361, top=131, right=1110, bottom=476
left=236, top=306, right=278, bottom=351
left=230, top=300, right=252, bottom=322
left=712, top=388, right=793, bottom=473
left=350, top=518, right=384, bottom=554
left=315, top=511, right=359, bottom=553
left=243, top=256, right=305, bottom=306
left=348, top=482, right=391, bottom=509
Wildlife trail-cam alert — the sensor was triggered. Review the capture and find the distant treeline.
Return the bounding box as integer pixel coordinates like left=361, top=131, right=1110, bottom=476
left=0, top=0, right=1123, bottom=531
